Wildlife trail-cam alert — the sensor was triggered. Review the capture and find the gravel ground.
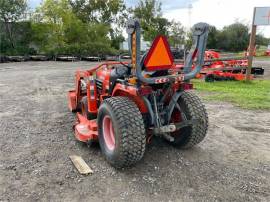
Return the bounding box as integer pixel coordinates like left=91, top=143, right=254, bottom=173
left=0, top=61, right=270, bottom=202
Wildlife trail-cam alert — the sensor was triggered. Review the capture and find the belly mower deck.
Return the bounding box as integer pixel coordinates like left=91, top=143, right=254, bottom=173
left=68, top=89, right=98, bottom=143
left=74, top=113, right=98, bottom=143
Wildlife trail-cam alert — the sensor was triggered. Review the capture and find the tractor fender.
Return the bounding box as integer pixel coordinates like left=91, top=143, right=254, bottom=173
left=112, top=83, right=148, bottom=114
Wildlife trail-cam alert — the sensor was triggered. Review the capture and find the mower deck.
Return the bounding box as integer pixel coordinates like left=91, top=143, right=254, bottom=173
left=74, top=113, right=98, bottom=142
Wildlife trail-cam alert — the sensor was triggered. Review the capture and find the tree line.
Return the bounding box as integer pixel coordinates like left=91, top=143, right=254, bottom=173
left=0, top=0, right=269, bottom=56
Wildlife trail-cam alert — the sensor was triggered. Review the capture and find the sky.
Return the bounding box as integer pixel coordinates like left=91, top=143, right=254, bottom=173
left=28, top=0, right=270, bottom=37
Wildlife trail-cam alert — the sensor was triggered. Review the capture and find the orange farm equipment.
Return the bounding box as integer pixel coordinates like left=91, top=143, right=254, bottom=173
left=68, top=19, right=210, bottom=168
left=200, top=51, right=264, bottom=82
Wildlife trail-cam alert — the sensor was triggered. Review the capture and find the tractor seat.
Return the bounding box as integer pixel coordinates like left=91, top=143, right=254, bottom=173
left=111, top=65, right=129, bottom=78
left=108, top=65, right=129, bottom=93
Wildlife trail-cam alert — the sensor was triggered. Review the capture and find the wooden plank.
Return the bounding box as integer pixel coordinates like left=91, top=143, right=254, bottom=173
left=69, top=155, right=93, bottom=175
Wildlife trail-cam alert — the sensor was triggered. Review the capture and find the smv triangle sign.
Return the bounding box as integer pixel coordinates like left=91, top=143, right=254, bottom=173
left=144, top=35, right=174, bottom=71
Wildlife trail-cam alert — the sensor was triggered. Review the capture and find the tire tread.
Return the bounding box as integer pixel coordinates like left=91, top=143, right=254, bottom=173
left=100, top=97, right=146, bottom=168
left=173, top=91, right=208, bottom=148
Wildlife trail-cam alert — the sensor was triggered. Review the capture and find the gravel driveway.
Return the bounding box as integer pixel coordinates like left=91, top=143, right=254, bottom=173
left=0, top=61, right=269, bottom=202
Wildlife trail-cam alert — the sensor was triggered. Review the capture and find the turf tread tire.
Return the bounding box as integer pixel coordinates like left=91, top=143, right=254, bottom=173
left=171, top=91, right=208, bottom=148
left=98, top=96, right=146, bottom=168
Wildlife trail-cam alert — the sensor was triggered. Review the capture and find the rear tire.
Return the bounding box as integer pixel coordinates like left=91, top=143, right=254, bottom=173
left=169, top=91, right=208, bottom=148
left=97, top=96, right=146, bottom=168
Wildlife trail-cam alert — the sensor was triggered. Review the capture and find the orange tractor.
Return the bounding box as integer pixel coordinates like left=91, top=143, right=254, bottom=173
left=68, top=19, right=209, bottom=168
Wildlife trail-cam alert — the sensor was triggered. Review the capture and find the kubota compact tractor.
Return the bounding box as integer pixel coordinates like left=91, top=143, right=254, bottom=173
left=68, top=19, right=209, bottom=168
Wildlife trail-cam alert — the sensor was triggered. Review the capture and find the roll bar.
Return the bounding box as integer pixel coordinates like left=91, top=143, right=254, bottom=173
left=127, top=19, right=209, bottom=83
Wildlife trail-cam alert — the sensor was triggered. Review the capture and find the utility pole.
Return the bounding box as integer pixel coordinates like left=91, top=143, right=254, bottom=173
left=246, top=8, right=256, bottom=81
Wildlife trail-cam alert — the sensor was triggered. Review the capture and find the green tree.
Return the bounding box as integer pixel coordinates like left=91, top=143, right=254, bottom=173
left=81, top=23, right=114, bottom=55
left=32, top=0, right=114, bottom=55
left=0, top=21, right=35, bottom=55
left=109, top=28, right=125, bottom=50
left=133, top=0, right=170, bottom=41
left=217, top=22, right=249, bottom=52
left=206, top=25, right=219, bottom=49
left=69, top=0, right=126, bottom=52
left=69, top=0, right=126, bottom=25
left=168, top=21, right=185, bottom=47
left=0, top=0, right=27, bottom=49
left=32, top=0, right=69, bottom=54
left=256, top=34, right=269, bottom=46
left=185, top=31, right=193, bottom=50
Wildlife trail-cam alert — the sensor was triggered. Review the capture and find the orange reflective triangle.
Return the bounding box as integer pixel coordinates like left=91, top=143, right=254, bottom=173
left=144, top=35, right=174, bottom=71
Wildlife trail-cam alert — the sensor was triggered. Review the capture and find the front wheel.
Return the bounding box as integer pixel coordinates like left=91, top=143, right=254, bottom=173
left=97, top=96, right=146, bottom=168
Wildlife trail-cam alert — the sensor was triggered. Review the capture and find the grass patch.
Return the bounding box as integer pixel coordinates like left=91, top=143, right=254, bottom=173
left=193, top=79, right=270, bottom=110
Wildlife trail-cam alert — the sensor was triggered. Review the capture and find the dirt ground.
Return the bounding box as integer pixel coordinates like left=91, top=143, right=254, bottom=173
left=0, top=61, right=270, bottom=202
